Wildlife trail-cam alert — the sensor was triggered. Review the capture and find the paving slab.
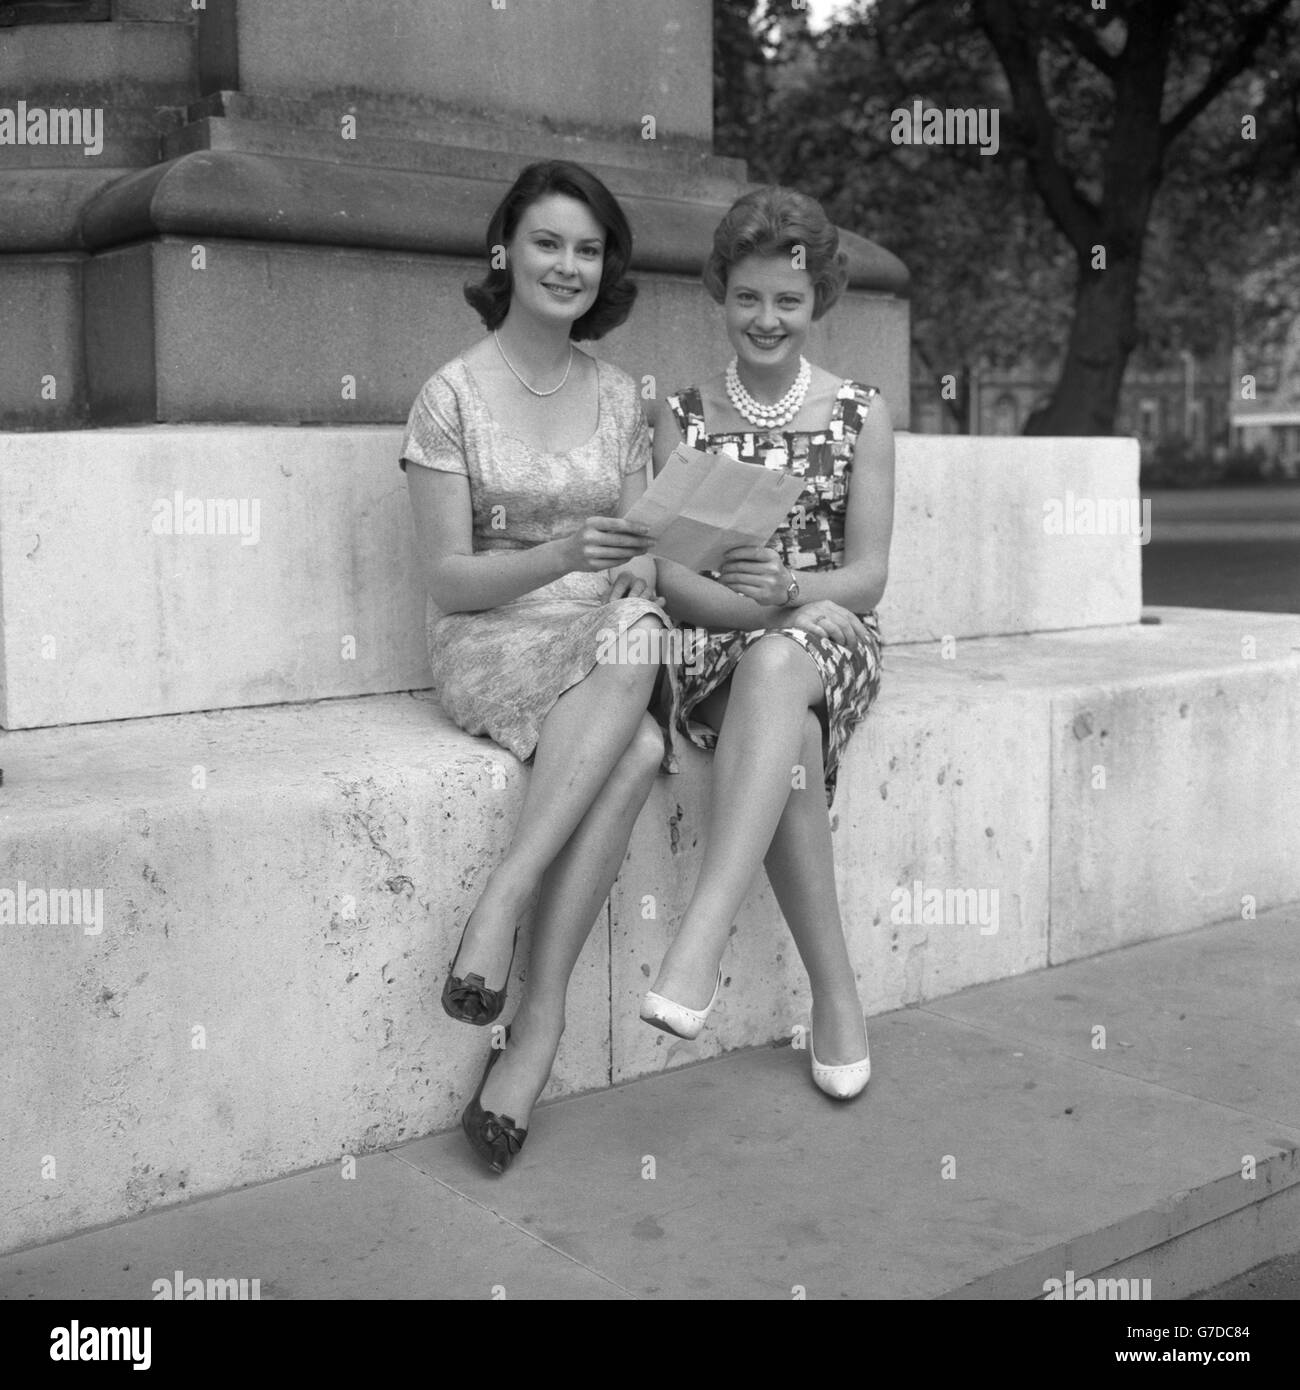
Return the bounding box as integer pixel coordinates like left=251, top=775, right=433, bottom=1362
left=927, top=908, right=1300, bottom=1129
left=396, top=998, right=1298, bottom=1300
left=0, top=1153, right=628, bottom=1301
left=3, top=908, right=1295, bottom=1299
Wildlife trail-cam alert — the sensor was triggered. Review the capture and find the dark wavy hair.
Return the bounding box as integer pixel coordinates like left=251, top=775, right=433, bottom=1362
left=702, top=186, right=849, bottom=321
left=463, top=160, right=637, bottom=341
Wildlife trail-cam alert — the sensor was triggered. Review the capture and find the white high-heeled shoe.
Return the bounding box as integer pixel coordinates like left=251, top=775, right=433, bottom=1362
left=810, top=1030, right=871, bottom=1100
left=640, top=968, right=723, bottom=1041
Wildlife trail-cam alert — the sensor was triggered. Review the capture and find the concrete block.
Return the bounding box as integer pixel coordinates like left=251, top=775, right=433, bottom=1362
left=1046, top=607, right=1300, bottom=962
left=0, top=254, right=87, bottom=429
left=879, top=434, right=1144, bottom=641
left=883, top=610, right=1300, bottom=960
left=221, top=0, right=713, bottom=145
left=0, top=425, right=427, bottom=728
left=1, top=613, right=1296, bottom=1248
left=86, top=238, right=491, bottom=424
left=74, top=236, right=906, bottom=429
left=0, top=428, right=1139, bottom=728
left=81, top=241, right=156, bottom=426
left=0, top=693, right=611, bottom=1254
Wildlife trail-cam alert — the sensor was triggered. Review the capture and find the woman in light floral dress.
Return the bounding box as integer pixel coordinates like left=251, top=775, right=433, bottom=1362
left=402, top=161, right=675, bottom=1172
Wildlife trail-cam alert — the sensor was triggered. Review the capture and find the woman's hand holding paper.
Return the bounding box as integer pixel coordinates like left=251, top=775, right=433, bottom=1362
left=716, top=545, right=789, bottom=606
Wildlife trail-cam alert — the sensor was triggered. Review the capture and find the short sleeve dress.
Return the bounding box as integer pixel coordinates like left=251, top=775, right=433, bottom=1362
left=400, top=353, right=678, bottom=767
left=666, top=381, right=885, bottom=806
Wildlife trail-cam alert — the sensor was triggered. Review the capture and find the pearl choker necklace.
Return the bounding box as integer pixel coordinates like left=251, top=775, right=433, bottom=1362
left=725, top=355, right=811, bottom=430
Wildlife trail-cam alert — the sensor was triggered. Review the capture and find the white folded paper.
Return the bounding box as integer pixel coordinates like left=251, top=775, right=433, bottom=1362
left=622, top=443, right=807, bottom=571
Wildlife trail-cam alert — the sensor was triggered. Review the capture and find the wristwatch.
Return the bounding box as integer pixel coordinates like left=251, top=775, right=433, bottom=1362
left=782, top=565, right=800, bottom=606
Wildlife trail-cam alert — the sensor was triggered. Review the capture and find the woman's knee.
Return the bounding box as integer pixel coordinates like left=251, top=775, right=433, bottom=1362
left=623, top=713, right=666, bottom=782
left=736, top=632, right=817, bottom=686
left=594, top=614, right=668, bottom=692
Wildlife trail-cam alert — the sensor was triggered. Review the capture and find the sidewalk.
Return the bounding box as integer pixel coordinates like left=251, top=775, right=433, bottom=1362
left=2, top=906, right=1297, bottom=1301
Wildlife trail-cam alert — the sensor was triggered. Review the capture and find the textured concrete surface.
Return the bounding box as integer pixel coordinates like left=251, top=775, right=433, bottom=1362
left=0, top=428, right=1132, bottom=727
left=163, top=111, right=749, bottom=195
left=0, top=167, right=133, bottom=253
left=878, top=433, right=1142, bottom=641
left=0, top=18, right=195, bottom=108
left=0, top=424, right=428, bottom=727
left=70, top=227, right=907, bottom=426
left=2, top=908, right=1296, bottom=1298
left=1, top=612, right=1296, bottom=1249
left=226, top=0, right=714, bottom=145
left=886, top=609, right=1300, bottom=961
left=0, top=255, right=88, bottom=430
left=1196, top=1244, right=1300, bottom=1300
left=0, top=694, right=611, bottom=1254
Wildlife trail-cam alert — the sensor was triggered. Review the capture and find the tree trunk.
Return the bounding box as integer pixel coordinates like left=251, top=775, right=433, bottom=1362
left=1024, top=250, right=1142, bottom=435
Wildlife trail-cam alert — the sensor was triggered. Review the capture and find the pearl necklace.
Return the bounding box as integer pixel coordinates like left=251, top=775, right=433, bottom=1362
left=725, top=355, right=811, bottom=430
left=494, top=330, right=574, bottom=398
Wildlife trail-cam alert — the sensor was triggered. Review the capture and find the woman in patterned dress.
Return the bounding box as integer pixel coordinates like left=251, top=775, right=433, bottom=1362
left=402, top=161, right=674, bottom=1171
left=640, top=187, right=895, bottom=1099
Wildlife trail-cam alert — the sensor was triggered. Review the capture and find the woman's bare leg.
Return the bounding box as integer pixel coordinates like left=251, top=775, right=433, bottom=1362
left=478, top=712, right=665, bottom=1125
left=452, top=614, right=666, bottom=989
left=762, top=712, right=867, bottom=1065
left=656, top=672, right=866, bottom=1062
left=647, top=634, right=823, bottom=1009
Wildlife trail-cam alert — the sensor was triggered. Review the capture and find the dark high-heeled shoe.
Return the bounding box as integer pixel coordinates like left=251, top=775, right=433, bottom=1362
left=461, top=1029, right=527, bottom=1175
left=441, top=919, right=517, bottom=1026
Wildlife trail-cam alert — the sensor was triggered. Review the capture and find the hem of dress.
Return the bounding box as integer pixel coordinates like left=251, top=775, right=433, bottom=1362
left=499, top=601, right=685, bottom=776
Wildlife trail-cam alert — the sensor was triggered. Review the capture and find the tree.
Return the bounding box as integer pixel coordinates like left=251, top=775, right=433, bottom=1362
left=732, top=3, right=1076, bottom=428
left=718, top=0, right=1300, bottom=436
left=968, top=0, right=1297, bottom=435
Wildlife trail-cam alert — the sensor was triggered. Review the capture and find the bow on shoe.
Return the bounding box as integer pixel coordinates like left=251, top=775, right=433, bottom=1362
left=445, top=973, right=501, bottom=1024
left=483, top=1113, right=526, bottom=1155
left=480, top=1111, right=526, bottom=1172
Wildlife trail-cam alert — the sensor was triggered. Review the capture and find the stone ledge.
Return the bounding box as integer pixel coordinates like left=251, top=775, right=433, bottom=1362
left=1, top=609, right=1296, bottom=1249
left=0, top=428, right=1131, bottom=727
left=182, top=89, right=747, bottom=181
left=0, top=169, right=132, bottom=252
left=77, top=152, right=910, bottom=293
left=161, top=116, right=756, bottom=207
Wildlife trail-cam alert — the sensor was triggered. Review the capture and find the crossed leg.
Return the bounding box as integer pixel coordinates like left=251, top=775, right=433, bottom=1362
left=456, top=612, right=668, bottom=1125
left=647, top=633, right=867, bottom=1064
left=451, top=613, right=667, bottom=992
left=478, top=710, right=665, bottom=1125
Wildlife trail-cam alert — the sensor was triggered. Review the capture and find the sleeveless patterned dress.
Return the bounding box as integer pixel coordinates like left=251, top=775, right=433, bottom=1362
left=666, top=380, right=885, bottom=806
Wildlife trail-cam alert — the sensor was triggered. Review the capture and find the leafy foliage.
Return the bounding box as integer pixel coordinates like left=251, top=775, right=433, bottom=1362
left=715, top=0, right=1300, bottom=433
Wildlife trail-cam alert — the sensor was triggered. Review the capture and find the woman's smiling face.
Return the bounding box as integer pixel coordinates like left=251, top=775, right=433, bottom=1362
left=723, top=254, right=816, bottom=375
left=507, top=193, right=605, bottom=328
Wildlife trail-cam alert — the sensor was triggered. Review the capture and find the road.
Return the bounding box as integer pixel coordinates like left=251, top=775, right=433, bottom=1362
left=1143, top=488, right=1299, bottom=613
